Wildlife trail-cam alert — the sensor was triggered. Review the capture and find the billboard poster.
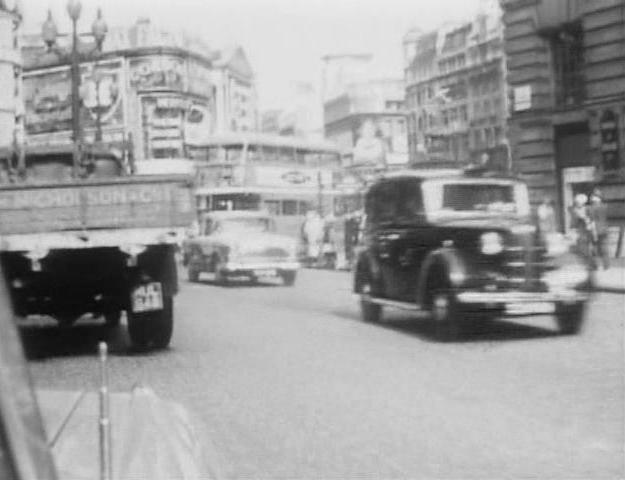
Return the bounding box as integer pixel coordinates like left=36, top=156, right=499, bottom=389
left=184, top=102, right=213, bottom=145
left=23, top=60, right=124, bottom=135
left=187, top=60, right=213, bottom=97
left=130, top=55, right=185, bottom=91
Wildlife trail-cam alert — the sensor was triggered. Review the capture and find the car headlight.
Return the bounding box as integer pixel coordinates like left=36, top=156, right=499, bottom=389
left=543, top=263, right=589, bottom=290
left=480, top=232, right=503, bottom=255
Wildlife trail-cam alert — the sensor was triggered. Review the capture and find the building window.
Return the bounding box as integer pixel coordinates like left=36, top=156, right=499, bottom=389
left=460, top=105, right=468, bottom=122
left=550, top=23, right=584, bottom=107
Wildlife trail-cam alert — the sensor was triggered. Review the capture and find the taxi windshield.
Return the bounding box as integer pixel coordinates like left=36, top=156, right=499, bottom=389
left=216, top=217, right=273, bottom=233
left=422, top=180, right=530, bottom=218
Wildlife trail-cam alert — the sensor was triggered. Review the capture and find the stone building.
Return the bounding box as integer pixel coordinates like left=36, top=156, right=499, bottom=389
left=403, top=1, right=508, bottom=166
left=324, top=78, right=408, bottom=170
left=0, top=4, right=22, bottom=153
left=20, top=18, right=257, bottom=168
left=501, top=0, right=625, bottom=251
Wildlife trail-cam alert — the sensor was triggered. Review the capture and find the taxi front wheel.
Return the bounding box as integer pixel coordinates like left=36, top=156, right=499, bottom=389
left=430, top=289, right=461, bottom=340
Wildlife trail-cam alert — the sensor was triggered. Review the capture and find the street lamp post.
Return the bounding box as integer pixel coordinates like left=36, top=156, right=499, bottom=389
left=67, top=0, right=82, bottom=177
left=41, top=2, right=107, bottom=178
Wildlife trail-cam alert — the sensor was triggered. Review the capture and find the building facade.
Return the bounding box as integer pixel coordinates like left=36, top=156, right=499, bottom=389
left=0, top=5, right=22, bottom=154
left=20, top=18, right=257, bottom=167
left=501, top=0, right=625, bottom=252
left=403, top=1, right=508, bottom=166
left=324, top=78, right=408, bottom=170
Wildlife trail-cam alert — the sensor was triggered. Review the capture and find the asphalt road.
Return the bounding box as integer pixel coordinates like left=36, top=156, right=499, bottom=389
left=24, top=269, right=625, bottom=479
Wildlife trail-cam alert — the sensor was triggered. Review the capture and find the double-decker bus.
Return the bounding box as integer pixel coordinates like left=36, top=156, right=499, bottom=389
left=187, top=133, right=344, bottom=237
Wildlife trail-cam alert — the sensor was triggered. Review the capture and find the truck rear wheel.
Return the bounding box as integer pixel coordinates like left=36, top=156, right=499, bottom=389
left=104, top=310, right=122, bottom=328
left=127, top=296, right=174, bottom=350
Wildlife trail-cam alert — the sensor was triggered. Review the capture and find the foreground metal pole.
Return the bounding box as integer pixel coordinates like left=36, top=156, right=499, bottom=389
left=98, top=342, right=112, bottom=480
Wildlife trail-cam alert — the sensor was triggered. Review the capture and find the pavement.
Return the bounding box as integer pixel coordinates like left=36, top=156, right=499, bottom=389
left=593, top=257, right=625, bottom=293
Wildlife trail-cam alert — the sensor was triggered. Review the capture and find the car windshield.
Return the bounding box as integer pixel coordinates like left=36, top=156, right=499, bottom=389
left=215, top=217, right=273, bottom=233
left=422, top=180, right=530, bottom=218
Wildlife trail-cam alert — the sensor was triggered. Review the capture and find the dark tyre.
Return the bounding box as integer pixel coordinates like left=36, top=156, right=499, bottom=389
left=429, top=289, right=461, bottom=341
left=555, top=302, right=585, bottom=335
left=281, top=270, right=297, bottom=286
left=104, top=310, right=122, bottom=328
left=127, top=296, right=174, bottom=350
left=359, top=274, right=382, bottom=323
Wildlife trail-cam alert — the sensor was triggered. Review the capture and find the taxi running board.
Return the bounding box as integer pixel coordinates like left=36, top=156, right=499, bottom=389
left=361, top=294, right=428, bottom=314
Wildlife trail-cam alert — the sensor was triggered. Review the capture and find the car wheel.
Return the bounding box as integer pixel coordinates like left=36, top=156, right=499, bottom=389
left=430, top=289, right=461, bottom=340
left=127, top=296, right=173, bottom=350
left=359, top=274, right=381, bottom=323
left=555, top=302, right=585, bottom=335
left=214, top=260, right=229, bottom=286
left=281, top=270, right=297, bottom=286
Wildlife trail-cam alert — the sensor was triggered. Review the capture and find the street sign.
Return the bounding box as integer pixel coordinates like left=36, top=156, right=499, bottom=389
left=513, top=85, right=532, bottom=112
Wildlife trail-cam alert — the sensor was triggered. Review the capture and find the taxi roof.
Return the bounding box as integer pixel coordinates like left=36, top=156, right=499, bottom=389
left=381, top=167, right=518, bottom=182
left=200, top=209, right=270, bottom=220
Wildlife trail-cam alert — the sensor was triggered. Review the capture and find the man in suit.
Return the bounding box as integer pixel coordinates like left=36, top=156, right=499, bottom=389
left=589, top=188, right=610, bottom=270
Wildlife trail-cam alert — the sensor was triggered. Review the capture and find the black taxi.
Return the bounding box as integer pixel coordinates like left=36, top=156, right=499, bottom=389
left=353, top=168, right=591, bottom=339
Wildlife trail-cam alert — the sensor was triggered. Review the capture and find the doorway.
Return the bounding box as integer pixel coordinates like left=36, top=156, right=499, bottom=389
left=554, top=122, right=592, bottom=231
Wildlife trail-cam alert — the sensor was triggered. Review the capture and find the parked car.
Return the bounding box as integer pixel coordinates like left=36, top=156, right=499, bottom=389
left=353, top=168, right=591, bottom=339
left=183, top=210, right=299, bottom=285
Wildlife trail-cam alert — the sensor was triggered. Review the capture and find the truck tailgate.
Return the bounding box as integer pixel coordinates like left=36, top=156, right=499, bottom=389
left=0, top=176, right=193, bottom=235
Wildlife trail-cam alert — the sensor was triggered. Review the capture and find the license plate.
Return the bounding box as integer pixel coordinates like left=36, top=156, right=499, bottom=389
left=253, top=269, right=276, bottom=277
left=131, top=282, right=163, bottom=313
left=505, top=302, right=555, bottom=315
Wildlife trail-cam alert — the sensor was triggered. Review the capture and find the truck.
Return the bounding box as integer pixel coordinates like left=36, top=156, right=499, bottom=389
left=0, top=144, right=194, bottom=350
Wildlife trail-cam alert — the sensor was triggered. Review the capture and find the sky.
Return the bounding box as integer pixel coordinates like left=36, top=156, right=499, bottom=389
left=18, top=0, right=483, bottom=110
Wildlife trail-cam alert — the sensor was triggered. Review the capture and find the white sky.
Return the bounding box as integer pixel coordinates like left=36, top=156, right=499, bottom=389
left=19, top=0, right=482, bottom=109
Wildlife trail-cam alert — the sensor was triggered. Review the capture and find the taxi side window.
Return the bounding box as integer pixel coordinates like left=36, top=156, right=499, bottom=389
left=366, top=182, right=399, bottom=225
left=396, top=178, right=424, bottom=221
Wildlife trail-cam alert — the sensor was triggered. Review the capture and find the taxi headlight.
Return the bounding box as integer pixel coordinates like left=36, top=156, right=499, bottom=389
left=543, top=263, right=589, bottom=289
left=480, top=232, right=504, bottom=255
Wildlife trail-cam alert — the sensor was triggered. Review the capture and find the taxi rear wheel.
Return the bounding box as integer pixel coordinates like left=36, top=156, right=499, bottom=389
left=555, top=302, right=585, bottom=335
left=281, top=271, right=297, bottom=286
left=359, top=275, right=381, bottom=323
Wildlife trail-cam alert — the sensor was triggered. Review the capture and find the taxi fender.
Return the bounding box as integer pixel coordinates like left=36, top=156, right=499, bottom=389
left=416, top=248, right=468, bottom=305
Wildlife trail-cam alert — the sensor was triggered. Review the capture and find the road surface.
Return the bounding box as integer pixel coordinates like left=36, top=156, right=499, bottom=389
left=24, top=269, right=625, bottom=479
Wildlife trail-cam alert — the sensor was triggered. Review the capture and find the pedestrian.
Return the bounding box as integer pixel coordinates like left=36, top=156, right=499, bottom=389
left=570, top=193, right=592, bottom=259
left=589, top=188, right=610, bottom=270
left=302, top=209, right=324, bottom=266
left=537, top=197, right=557, bottom=241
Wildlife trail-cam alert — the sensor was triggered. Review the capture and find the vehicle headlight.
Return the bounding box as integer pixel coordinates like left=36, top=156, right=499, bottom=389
left=480, top=232, right=503, bottom=255
left=543, top=263, right=589, bottom=290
